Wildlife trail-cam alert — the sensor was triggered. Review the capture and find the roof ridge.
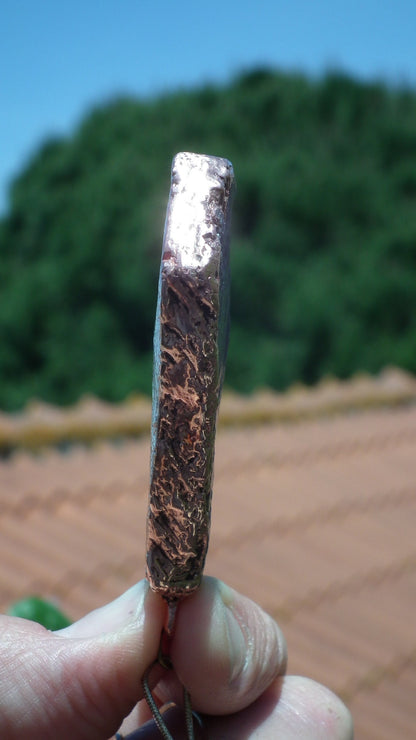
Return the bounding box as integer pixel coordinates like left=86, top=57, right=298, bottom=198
left=0, top=366, right=415, bottom=451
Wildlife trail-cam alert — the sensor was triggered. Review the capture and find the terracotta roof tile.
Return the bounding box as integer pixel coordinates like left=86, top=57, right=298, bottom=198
left=1, top=399, right=416, bottom=738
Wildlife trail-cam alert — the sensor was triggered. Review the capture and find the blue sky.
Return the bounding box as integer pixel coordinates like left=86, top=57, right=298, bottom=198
left=2, top=0, right=416, bottom=213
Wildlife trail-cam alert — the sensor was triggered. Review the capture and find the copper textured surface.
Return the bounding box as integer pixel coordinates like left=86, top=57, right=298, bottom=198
left=146, top=153, right=234, bottom=598
left=1, top=389, right=416, bottom=738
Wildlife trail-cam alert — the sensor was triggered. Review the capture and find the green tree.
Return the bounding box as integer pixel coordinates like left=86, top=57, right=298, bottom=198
left=2, top=69, right=416, bottom=409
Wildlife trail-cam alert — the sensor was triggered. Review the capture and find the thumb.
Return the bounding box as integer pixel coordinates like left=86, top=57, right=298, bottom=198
left=0, top=580, right=165, bottom=740
left=159, top=577, right=287, bottom=715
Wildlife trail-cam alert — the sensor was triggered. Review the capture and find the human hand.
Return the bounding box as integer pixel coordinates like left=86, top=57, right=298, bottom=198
left=0, top=577, right=353, bottom=739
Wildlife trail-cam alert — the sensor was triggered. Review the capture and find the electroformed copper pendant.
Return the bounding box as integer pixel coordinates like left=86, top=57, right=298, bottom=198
left=146, top=152, right=234, bottom=600
left=139, top=153, right=234, bottom=740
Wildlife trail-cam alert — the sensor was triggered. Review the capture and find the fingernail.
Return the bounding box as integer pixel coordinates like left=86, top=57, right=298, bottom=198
left=58, top=580, right=149, bottom=638
left=218, top=581, right=248, bottom=683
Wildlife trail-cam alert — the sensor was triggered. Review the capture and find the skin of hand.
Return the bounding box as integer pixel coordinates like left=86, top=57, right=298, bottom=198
left=0, top=577, right=353, bottom=740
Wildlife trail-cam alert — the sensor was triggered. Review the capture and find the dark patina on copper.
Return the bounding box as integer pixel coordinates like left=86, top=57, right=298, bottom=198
left=146, top=152, right=234, bottom=599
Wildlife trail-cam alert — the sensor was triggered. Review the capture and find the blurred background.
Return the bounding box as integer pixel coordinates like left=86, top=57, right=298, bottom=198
left=1, top=2, right=416, bottom=738
left=2, top=0, right=416, bottom=409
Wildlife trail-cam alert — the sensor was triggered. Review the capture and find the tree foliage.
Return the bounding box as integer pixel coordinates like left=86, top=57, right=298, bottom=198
left=1, top=69, right=416, bottom=409
left=7, top=596, right=71, bottom=629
